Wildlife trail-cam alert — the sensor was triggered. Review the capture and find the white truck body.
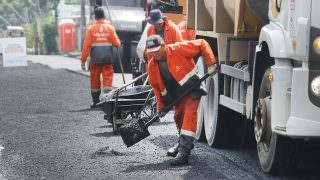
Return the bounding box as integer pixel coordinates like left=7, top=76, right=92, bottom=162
left=187, top=0, right=320, bottom=174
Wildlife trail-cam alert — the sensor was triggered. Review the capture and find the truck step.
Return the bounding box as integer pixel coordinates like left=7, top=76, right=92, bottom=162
left=219, top=95, right=246, bottom=115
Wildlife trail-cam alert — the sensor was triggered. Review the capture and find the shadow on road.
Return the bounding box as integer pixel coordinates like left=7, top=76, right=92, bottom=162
left=68, top=108, right=101, bottom=112
left=90, top=131, right=114, bottom=138
left=147, top=135, right=178, bottom=151
left=150, top=121, right=175, bottom=126
left=98, top=125, right=113, bottom=128
left=122, top=159, right=174, bottom=172
left=123, top=157, right=226, bottom=180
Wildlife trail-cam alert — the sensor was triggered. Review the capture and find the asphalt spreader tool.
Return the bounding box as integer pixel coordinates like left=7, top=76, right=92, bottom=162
left=119, top=73, right=210, bottom=147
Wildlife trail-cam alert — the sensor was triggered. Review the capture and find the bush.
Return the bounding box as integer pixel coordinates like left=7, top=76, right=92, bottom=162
left=42, top=21, right=58, bottom=54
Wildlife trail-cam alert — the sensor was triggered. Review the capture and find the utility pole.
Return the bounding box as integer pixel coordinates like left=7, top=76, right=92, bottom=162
left=33, top=0, right=40, bottom=55
left=80, top=0, right=86, bottom=50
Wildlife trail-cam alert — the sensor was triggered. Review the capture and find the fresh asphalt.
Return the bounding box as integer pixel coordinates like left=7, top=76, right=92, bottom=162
left=0, top=56, right=320, bottom=179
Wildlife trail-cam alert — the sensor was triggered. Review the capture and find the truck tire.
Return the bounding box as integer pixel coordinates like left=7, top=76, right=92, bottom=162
left=195, top=56, right=207, bottom=142
left=205, top=71, right=250, bottom=148
left=255, top=69, right=300, bottom=174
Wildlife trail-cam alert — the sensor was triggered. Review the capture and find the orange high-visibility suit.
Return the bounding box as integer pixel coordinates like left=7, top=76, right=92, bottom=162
left=81, top=20, right=121, bottom=93
left=178, top=20, right=196, bottom=41
left=146, top=19, right=183, bottom=61
left=148, top=39, right=216, bottom=137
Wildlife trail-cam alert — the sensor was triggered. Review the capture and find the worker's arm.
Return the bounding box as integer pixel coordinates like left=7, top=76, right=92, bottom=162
left=148, top=62, right=164, bottom=111
left=110, top=25, right=121, bottom=48
left=176, top=39, right=216, bottom=66
left=146, top=26, right=154, bottom=61
left=81, top=27, right=92, bottom=64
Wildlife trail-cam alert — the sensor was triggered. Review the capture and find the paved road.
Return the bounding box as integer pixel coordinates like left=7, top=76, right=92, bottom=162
left=0, top=57, right=320, bottom=179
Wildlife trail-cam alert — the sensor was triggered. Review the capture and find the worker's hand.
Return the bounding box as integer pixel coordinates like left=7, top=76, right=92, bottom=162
left=158, top=109, right=168, bottom=118
left=81, top=62, right=86, bottom=71
left=208, top=64, right=218, bottom=76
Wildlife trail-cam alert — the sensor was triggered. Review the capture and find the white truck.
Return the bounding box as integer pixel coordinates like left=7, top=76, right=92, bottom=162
left=187, top=0, right=320, bottom=174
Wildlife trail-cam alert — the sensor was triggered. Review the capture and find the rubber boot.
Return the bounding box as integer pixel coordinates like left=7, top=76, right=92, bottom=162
left=90, top=91, right=101, bottom=109
left=170, top=135, right=194, bottom=166
left=167, top=143, right=179, bottom=157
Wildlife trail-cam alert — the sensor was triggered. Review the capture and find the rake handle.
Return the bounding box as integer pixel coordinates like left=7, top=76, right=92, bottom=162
left=145, top=73, right=210, bottom=127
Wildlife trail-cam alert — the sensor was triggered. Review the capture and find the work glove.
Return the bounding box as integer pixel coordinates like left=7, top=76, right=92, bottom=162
left=158, top=109, right=168, bottom=118
left=208, top=64, right=218, bottom=76
left=81, top=62, right=86, bottom=71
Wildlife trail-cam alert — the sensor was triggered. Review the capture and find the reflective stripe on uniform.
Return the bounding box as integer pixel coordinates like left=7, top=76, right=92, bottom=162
left=180, top=129, right=196, bottom=137
left=161, top=88, right=167, bottom=96
left=103, top=86, right=113, bottom=90
left=92, top=42, right=112, bottom=47
left=178, top=67, right=197, bottom=86
left=91, top=88, right=101, bottom=92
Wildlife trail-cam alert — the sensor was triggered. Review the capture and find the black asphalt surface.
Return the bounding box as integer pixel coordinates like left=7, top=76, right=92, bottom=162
left=0, top=61, right=320, bottom=179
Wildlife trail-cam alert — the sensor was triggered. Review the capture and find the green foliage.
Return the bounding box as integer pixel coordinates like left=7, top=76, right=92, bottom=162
left=42, top=16, right=58, bottom=54
left=23, top=24, right=34, bottom=49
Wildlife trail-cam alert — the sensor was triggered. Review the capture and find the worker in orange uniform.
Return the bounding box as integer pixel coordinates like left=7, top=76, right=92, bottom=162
left=146, top=35, right=217, bottom=166
left=144, top=9, right=182, bottom=61
left=81, top=7, right=121, bottom=108
left=178, top=17, right=196, bottom=41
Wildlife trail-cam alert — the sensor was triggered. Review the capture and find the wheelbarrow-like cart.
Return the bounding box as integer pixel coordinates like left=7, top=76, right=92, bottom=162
left=98, top=73, right=157, bottom=134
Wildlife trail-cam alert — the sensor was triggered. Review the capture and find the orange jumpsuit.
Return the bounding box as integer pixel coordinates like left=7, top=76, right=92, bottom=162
left=178, top=20, right=196, bottom=41
left=146, top=19, right=183, bottom=61
left=148, top=39, right=216, bottom=137
left=81, top=20, right=121, bottom=92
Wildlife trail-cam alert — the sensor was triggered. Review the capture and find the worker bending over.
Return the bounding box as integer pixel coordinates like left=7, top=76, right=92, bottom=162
left=81, top=7, right=121, bottom=108
left=146, top=35, right=217, bottom=166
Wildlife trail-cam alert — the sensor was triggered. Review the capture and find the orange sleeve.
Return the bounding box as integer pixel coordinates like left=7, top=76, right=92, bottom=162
left=81, top=27, right=92, bottom=63
left=171, top=22, right=183, bottom=43
left=176, top=39, right=216, bottom=66
left=109, top=25, right=121, bottom=48
left=148, top=62, right=164, bottom=110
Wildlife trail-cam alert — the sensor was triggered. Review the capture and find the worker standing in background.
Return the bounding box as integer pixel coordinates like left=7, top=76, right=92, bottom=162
left=146, top=35, right=217, bottom=166
left=81, top=7, right=121, bottom=108
left=145, top=9, right=182, bottom=61
left=178, top=17, right=196, bottom=41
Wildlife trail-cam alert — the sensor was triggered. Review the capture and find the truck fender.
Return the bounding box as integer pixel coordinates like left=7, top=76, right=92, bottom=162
left=258, top=22, right=292, bottom=59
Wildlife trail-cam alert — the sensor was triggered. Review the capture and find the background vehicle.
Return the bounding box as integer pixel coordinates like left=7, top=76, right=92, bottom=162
left=186, top=0, right=320, bottom=174
left=97, top=0, right=146, bottom=73
left=5, top=26, right=24, bottom=38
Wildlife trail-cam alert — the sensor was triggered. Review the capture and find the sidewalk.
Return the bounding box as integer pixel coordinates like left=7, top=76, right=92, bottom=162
left=27, top=55, right=132, bottom=87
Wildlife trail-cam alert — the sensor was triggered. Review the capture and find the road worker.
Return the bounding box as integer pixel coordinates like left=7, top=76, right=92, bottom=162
left=178, top=18, right=196, bottom=41
left=145, top=9, right=183, bottom=62
left=81, top=7, right=121, bottom=108
left=146, top=35, right=217, bottom=166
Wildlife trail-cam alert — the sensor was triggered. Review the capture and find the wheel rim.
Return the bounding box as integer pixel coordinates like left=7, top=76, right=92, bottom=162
left=254, top=98, right=268, bottom=143
left=195, top=56, right=207, bottom=140
left=196, top=97, right=205, bottom=140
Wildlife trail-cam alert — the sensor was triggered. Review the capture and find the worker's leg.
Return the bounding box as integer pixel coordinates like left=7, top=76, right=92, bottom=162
left=171, top=95, right=200, bottom=166
left=90, top=64, right=102, bottom=108
left=101, top=64, right=114, bottom=94
left=167, top=98, right=186, bottom=157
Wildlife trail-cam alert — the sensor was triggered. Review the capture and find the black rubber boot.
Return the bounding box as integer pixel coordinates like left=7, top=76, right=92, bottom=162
left=90, top=91, right=101, bottom=109
left=167, top=143, right=179, bottom=157
left=170, top=135, right=194, bottom=166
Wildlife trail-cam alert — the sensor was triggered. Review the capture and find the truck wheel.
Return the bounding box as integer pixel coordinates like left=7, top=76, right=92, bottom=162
left=205, top=73, right=249, bottom=148
left=255, top=69, right=300, bottom=174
